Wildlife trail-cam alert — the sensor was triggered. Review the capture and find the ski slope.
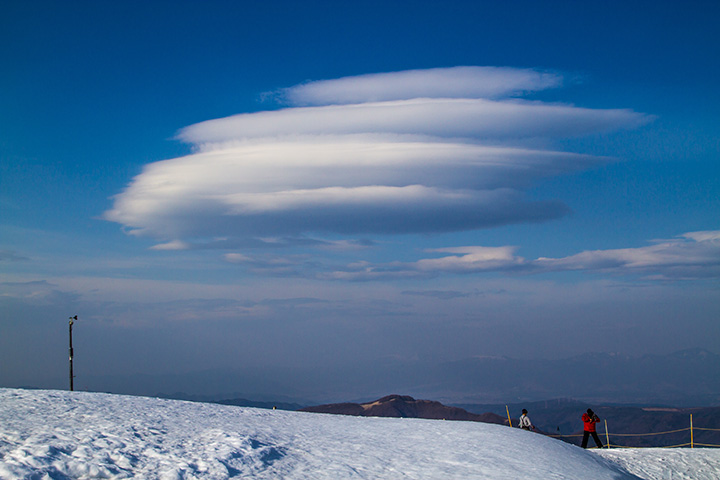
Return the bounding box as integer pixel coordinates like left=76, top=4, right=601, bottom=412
left=0, top=389, right=718, bottom=479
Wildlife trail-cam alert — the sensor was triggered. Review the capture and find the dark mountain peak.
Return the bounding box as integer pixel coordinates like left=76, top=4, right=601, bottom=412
left=375, top=394, right=416, bottom=403
left=301, top=394, right=506, bottom=425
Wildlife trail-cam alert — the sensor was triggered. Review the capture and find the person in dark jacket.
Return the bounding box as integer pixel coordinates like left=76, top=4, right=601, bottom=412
left=581, top=408, right=604, bottom=448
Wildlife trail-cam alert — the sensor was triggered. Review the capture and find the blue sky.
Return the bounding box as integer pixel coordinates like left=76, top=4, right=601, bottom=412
left=1, top=0, right=719, bottom=400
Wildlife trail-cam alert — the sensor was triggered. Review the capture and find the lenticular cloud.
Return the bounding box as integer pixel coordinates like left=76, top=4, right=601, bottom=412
left=279, top=66, right=564, bottom=105
left=105, top=67, right=649, bottom=245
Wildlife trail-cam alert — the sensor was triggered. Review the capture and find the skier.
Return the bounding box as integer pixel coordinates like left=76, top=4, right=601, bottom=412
left=518, top=409, right=534, bottom=431
left=581, top=408, right=604, bottom=448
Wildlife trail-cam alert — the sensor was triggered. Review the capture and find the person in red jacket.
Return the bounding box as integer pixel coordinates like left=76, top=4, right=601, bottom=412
left=581, top=408, right=604, bottom=448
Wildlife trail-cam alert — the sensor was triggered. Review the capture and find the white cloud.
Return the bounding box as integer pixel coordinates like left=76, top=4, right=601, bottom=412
left=224, top=252, right=320, bottom=277
left=323, top=231, right=720, bottom=281
left=415, top=246, right=525, bottom=272
left=106, top=66, right=650, bottom=244
left=224, top=253, right=252, bottom=263
left=107, top=180, right=567, bottom=238
left=178, top=98, right=647, bottom=145
left=278, top=66, right=563, bottom=105
left=150, top=240, right=190, bottom=251
left=107, top=138, right=603, bottom=196
left=682, top=230, right=720, bottom=242
left=534, top=231, right=720, bottom=278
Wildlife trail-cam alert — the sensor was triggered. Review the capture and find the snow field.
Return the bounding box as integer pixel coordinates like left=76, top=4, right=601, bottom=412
left=1, top=388, right=718, bottom=479
left=597, top=449, right=720, bottom=480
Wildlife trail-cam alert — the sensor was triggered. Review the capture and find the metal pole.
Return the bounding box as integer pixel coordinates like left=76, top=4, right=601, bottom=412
left=506, top=405, right=512, bottom=427
left=69, top=315, right=76, bottom=391
left=690, top=414, right=694, bottom=449
left=605, top=419, right=609, bottom=448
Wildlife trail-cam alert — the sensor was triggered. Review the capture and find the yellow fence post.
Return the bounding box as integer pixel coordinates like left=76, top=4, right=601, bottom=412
left=506, top=405, right=512, bottom=427
left=690, top=414, right=694, bottom=449
left=604, top=419, right=609, bottom=448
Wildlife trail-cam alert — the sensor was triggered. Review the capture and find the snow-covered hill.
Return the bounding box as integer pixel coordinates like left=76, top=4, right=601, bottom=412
left=1, top=389, right=718, bottom=479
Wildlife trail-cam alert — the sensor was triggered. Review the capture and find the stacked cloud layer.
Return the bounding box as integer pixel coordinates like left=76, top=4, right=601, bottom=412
left=105, top=66, right=649, bottom=245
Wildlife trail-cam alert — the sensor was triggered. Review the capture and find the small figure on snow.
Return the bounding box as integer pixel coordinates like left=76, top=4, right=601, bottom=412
left=518, top=409, right=534, bottom=431
left=581, top=408, right=604, bottom=448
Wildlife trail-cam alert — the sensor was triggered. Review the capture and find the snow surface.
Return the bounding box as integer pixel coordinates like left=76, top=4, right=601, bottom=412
left=597, top=449, right=720, bottom=480
left=0, top=389, right=718, bottom=480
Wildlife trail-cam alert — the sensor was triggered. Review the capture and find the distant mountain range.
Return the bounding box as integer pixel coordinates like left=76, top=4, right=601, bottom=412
left=79, top=348, right=720, bottom=407
left=299, top=394, right=506, bottom=425
left=409, top=348, right=720, bottom=406
left=216, top=397, right=305, bottom=411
